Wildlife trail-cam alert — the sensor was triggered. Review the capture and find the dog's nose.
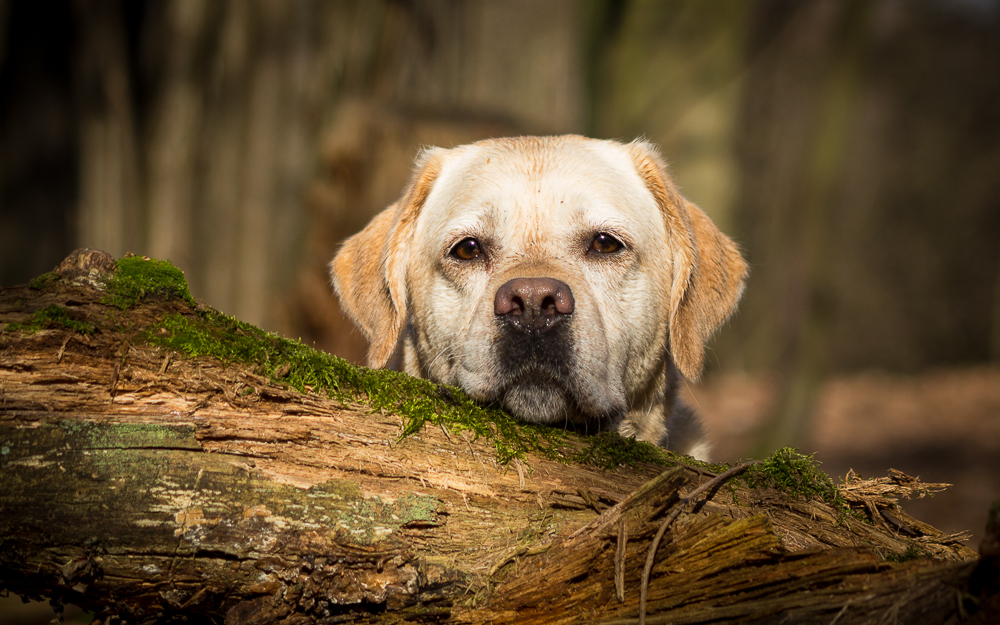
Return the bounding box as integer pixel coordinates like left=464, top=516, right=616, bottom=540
left=494, top=277, right=575, bottom=332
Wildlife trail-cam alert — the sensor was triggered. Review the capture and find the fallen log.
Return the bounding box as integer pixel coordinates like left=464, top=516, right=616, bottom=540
left=0, top=249, right=995, bottom=624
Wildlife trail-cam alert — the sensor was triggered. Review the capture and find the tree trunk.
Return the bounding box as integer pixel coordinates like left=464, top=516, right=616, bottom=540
left=0, top=249, right=995, bottom=624
left=72, top=0, right=142, bottom=259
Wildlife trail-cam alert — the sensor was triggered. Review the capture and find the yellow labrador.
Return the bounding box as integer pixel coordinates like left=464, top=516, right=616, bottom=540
left=330, top=136, right=746, bottom=459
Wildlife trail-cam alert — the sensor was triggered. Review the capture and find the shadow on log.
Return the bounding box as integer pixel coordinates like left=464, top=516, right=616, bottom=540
left=0, top=249, right=997, bottom=624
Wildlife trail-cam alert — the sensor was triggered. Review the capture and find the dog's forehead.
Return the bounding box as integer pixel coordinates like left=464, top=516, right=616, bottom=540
left=419, top=138, right=661, bottom=237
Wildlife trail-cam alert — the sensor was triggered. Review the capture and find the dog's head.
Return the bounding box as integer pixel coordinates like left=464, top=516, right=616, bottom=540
left=331, top=136, right=746, bottom=432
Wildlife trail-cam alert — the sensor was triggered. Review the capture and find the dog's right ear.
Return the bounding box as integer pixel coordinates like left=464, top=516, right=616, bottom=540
left=330, top=148, right=446, bottom=368
left=627, top=140, right=747, bottom=381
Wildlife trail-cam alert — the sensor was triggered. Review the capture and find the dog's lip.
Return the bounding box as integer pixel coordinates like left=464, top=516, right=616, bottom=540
left=456, top=359, right=627, bottom=424
left=457, top=362, right=568, bottom=398
left=498, top=360, right=571, bottom=387
left=500, top=370, right=621, bottom=416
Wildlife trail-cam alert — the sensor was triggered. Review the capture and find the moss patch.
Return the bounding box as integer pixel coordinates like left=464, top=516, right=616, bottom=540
left=883, top=543, right=929, bottom=563
left=103, top=256, right=194, bottom=310
left=141, top=310, right=701, bottom=469
left=145, top=311, right=569, bottom=465
left=5, top=304, right=95, bottom=335
left=135, top=293, right=855, bottom=493
left=88, top=253, right=699, bottom=470
left=60, top=420, right=201, bottom=451
left=28, top=272, right=60, bottom=290
left=90, top=256, right=851, bottom=494
left=574, top=432, right=693, bottom=471
left=740, top=447, right=846, bottom=509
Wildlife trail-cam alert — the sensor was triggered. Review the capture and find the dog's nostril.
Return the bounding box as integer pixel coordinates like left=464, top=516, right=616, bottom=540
left=540, top=295, right=556, bottom=315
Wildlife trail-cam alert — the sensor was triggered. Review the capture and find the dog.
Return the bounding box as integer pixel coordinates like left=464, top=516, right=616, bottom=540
left=330, top=136, right=746, bottom=459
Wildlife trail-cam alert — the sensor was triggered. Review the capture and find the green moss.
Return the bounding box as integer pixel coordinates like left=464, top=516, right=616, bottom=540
left=5, top=304, right=95, bottom=335
left=883, top=543, right=928, bottom=563
left=572, top=432, right=663, bottom=470
left=740, top=447, right=846, bottom=508
left=28, top=272, right=60, bottom=290
left=571, top=432, right=720, bottom=471
left=110, top=257, right=757, bottom=471
left=332, top=492, right=439, bottom=544
left=62, top=420, right=201, bottom=451
left=12, top=254, right=730, bottom=471
left=142, top=309, right=709, bottom=469
left=145, top=311, right=568, bottom=465
left=102, top=256, right=194, bottom=310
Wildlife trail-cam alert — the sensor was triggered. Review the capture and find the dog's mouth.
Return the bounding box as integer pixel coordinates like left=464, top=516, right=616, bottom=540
left=501, top=376, right=571, bottom=422
left=495, top=366, right=622, bottom=433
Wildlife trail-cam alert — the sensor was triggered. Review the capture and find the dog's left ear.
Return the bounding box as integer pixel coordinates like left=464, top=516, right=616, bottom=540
left=330, top=147, right=446, bottom=368
left=628, top=141, right=748, bottom=381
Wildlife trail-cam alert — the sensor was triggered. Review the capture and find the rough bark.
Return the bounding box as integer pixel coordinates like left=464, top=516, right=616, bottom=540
left=0, top=249, right=995, bottom=625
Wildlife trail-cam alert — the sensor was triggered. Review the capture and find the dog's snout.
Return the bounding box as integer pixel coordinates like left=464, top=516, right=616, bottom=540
left=494, top=277, right=575, bottom=332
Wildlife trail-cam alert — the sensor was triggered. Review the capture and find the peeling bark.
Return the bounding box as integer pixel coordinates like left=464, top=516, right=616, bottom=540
left=0, top=250, right=995, bottom=624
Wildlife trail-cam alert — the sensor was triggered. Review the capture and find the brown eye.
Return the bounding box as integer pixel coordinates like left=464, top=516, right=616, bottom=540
left=591, top=232, right=622, bottom=254
left=451, top=237, right=482, bottom=260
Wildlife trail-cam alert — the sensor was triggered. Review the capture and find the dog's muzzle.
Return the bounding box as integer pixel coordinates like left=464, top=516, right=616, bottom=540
left=492, top=277, right=577, bottom=419
left=487, top=276, right=622, bottom=429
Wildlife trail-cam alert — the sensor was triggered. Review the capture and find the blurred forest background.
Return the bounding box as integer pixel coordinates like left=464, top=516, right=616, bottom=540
left=1, top=0, right=999, bottom=553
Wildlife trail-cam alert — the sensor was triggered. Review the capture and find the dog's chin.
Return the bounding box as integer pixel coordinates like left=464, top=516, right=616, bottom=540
left=502, top=382, right=570, bottom=424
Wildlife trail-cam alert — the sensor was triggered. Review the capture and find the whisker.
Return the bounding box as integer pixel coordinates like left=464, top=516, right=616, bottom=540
left=426, top=342, right=462, bottom=371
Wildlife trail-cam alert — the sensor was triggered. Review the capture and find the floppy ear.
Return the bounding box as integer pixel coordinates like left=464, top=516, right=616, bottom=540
left=628, top=141, right=748, bottom=381
left=329, top=148, right=446, bottom=368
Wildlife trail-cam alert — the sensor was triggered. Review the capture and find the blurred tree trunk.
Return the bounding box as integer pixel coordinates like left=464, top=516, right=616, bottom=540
left=760, top=1, right=871, bottom=454
left=66, top=0, right=588, bottom=350
left=70, top=0, right=373, bottom=330
left=145, top=0, right=208, bottom=278
left=992, top=239, right=1000, bottom=361
left=729, top=0, right=1000, bottom=393
left=732, top=1, right=872, bottom=455
left=589, top=0, right=747, bottom=235
left=143, top=0, right=359, bottom=329
left=73, top=0, right=141, bottom=258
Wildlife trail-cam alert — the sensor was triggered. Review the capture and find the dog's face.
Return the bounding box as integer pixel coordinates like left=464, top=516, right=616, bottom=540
left=331, top=136, right=746, bottom=445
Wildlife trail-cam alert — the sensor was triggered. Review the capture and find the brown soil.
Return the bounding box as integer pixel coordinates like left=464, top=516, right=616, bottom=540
left=686, top=366, right=1000, bottom=548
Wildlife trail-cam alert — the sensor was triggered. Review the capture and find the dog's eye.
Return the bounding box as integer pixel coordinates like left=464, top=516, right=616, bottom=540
left=590, top=233, right=623, bottom=254
left=450, top=237, right=482, bottom=260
